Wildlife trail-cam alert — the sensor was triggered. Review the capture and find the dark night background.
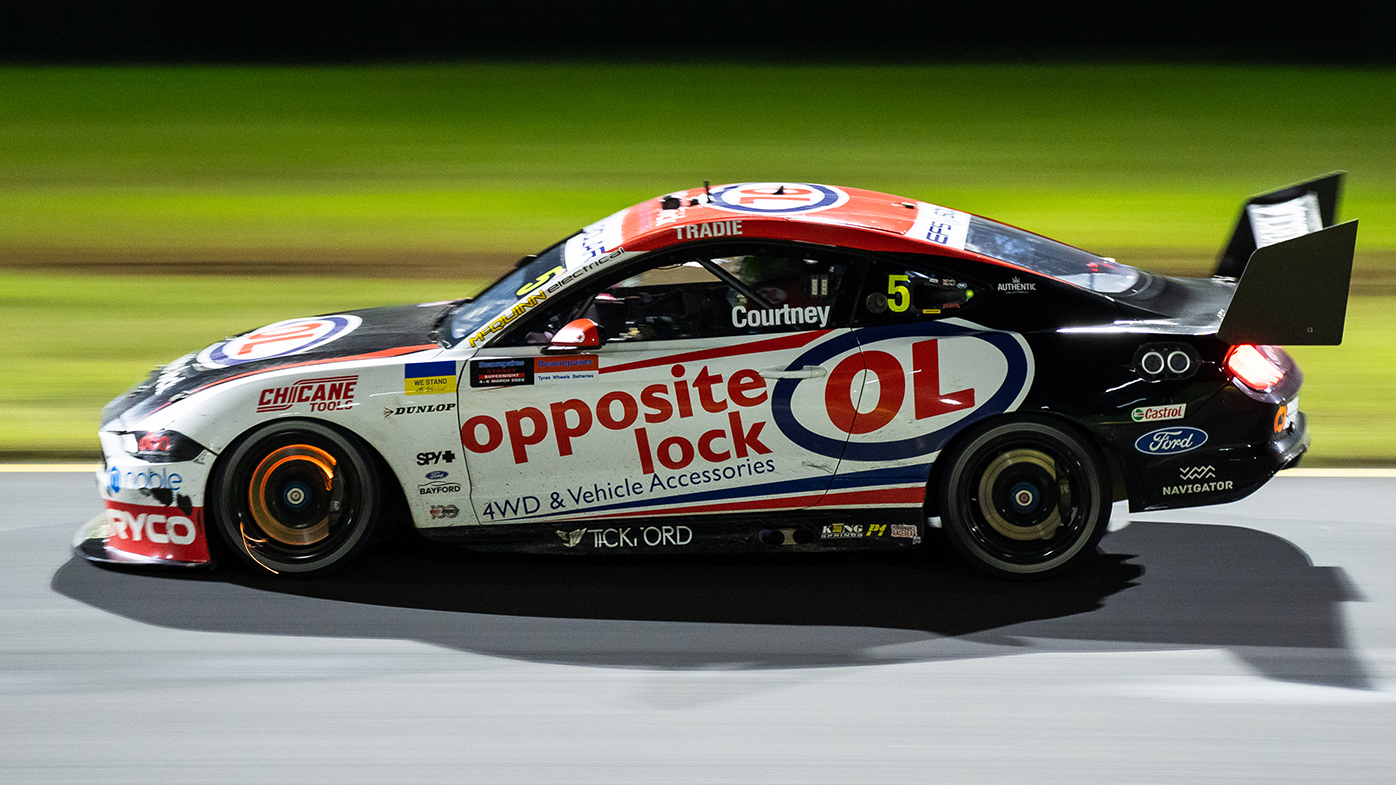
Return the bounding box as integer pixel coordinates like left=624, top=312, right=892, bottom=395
left=3, top=0, right=1394, bottom=64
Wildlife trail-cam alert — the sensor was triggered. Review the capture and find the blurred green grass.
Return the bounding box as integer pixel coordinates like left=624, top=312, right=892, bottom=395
left=0, top=63, right=1393, bottom=460
left=3, top=64, right=1395, bottom=262
left=0, top=272, right=485, bottom=456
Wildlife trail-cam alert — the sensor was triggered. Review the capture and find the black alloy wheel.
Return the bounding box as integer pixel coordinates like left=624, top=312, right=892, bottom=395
left=212, top=420, right=381, bottom=576
left=937, top=416, right=1111, bottom=579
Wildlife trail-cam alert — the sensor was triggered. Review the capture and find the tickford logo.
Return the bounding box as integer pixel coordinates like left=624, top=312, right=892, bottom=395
left=997, top=276, right=1036, bottom=293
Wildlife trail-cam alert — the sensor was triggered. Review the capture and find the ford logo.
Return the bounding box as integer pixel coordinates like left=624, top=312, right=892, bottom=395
left=425, top=470, right=449, bottom=480
left=1135, top=426, right=1208, bottom=455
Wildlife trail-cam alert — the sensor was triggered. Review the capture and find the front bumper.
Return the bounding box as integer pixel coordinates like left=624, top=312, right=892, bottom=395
left=72, top=513, right=211, bottom=568
left=76, top=432, right=217, bottom=568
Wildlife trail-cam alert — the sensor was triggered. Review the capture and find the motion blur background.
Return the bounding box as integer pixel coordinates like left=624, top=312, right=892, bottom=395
left=3, top=0, right=1394, bottom=461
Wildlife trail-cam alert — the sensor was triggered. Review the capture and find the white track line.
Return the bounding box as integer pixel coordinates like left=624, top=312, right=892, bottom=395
left=1279, top=468, right=1396, bottom=478
left=0, top=464, right=100, bottom=472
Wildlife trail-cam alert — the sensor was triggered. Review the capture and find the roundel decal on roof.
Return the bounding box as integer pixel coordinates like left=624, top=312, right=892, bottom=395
left=706, top=182, right=849, bottom=215
left=771, top=321, right=1034, bottom=462
left=197, top=315, right=363, bottom=368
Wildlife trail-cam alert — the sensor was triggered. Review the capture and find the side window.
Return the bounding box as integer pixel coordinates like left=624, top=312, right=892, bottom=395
left=710, top=253, right=844, bottom=335
left=855, top=258, right=980, bottom=325
left=505, top=246, right=849, bottom=345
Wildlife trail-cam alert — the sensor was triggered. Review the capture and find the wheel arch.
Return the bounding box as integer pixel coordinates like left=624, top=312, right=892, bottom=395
left=925, top=409, right=1127, bottom=518
left=205, top=416, right=414, bottom=559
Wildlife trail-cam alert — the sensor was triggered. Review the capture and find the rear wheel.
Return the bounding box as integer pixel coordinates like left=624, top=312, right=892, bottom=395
left=938, top=417, right=1110, bottom=579
left=212, top=420, right=380, bottom=576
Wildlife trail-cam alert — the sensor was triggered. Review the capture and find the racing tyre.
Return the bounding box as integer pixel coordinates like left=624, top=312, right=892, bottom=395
left=938, top=417, right=1110, bottom=579
left=212, top=420, right=381, bottom=576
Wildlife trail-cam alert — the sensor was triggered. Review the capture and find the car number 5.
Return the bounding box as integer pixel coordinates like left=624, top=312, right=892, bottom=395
left=888, top=275, right=911, bottom=313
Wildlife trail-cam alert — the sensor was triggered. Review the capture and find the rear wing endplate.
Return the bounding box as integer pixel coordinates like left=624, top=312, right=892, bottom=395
left=1215, top=171, right=1344, bottom=279
left=1216, top=219, right=1357, bottom=346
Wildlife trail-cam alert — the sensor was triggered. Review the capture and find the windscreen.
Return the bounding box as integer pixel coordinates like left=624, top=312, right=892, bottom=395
left=966, top=216, right=1145, bottom=295
left=446, top=242, right=568, bottom=345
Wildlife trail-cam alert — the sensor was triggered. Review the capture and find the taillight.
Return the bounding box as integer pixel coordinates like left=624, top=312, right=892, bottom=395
left=1225, top=344, right=1285, bottom=392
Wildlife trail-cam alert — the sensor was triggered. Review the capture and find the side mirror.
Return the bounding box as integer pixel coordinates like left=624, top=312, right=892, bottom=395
left=549, top=318, right=601, bottom=352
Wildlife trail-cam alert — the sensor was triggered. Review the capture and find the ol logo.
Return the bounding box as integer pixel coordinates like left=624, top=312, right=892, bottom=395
left=707, top=183, right=849, bottom=215
left=197, top=315, right=363, bottom=368
left=771, top=321, right=1033, bottom=461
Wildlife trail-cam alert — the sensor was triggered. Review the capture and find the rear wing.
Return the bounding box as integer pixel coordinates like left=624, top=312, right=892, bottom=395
left=1215, top=172, right=1344, bottom=279
left=1215, top=208, right=1357, bottom=346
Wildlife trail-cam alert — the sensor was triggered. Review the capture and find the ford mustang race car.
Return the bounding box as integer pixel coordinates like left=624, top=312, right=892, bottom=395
left=76, top=175, right=1357, bottom=578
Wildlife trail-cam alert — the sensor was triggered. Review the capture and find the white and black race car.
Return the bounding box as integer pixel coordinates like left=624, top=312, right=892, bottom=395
left=77, top=175, right=1357, bottom=578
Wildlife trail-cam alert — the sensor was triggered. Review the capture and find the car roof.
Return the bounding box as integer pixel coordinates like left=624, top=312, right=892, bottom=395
left=565, top=181, right=1031, bottom=273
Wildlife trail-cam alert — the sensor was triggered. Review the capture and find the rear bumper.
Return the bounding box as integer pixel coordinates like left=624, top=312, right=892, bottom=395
left=1123, top=397, right=1307, bottom=513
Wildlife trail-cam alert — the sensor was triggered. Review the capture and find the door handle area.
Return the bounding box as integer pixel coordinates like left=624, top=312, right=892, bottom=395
left=759, top=366, right=828, bottom=380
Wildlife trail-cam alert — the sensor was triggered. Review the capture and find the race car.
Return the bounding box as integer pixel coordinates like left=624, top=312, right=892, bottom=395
left=76, top=175, right=1358, bottom=579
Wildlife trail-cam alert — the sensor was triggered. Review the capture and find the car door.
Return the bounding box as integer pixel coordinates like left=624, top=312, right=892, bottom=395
left=457, top=242, right=862, bottom=531
left=809, top=256, right=1036, bottom=506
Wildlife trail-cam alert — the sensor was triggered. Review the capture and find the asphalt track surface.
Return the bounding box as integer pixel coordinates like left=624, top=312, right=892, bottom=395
left=4, top=470, right=1396, bottom=784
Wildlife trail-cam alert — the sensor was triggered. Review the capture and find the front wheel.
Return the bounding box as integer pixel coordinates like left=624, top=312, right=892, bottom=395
left=937, top=417, right=1111, bottom=579
left=211, top=420, right=381, bottom=576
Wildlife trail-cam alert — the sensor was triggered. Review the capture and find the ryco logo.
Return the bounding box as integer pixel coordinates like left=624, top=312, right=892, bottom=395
left=707, top=183, right=849, bottom=215
left=198, top=315, right=362, bottom=367
left=106, top=509, right=198, bottom=545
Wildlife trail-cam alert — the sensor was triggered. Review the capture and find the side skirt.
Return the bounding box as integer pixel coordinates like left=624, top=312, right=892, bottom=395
left=419, top=508, right=924, bottom=555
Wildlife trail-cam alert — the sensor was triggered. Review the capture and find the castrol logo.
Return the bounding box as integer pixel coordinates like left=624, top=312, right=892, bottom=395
left=772, top=321, right=1034, bottom=461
